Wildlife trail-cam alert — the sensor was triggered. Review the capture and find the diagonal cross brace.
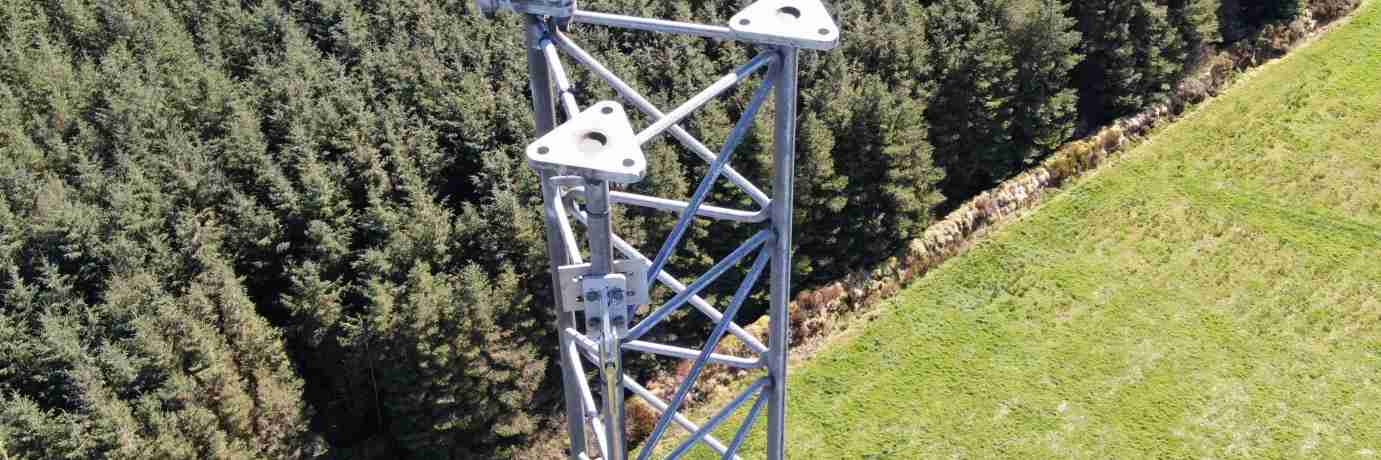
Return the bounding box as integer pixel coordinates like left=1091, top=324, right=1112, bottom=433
left=558, top=192, right=770, bottom=353
left=637, top=248, right=772, bottom=460
left=567, top=332, right=741, bottom=458
left=644, top=78, right=776, bottom=288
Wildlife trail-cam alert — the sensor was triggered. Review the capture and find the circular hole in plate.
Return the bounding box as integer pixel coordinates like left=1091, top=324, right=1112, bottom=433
left=623, top=159, right=635, bottom=167
left=777, top=6, right=801, bottom=22
left=601, top=106, right=614, bottom=115
left=819, top=28, right=831, bottom=36
left=739, top=18, right=751, bottom=26
left=537, top=146, right=550, bottom=155
left=578, top=132, right=608, bottom=154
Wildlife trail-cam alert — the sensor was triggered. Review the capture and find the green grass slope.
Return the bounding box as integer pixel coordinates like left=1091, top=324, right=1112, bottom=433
left=674, top=2, right=1381, bottom=458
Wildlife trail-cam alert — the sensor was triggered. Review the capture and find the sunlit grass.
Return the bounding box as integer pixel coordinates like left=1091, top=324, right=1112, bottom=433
left=664, top=2, right=1381, bottom=458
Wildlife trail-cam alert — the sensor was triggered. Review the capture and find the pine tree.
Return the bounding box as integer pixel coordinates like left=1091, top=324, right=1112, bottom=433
left=1069, top=0, right=1182, bottom=127
left=925, top=0, right=1019, bottom=196
left=1168, top=0, right=1222, bottom=72
left=1005, top=0, right=1084, bottom=160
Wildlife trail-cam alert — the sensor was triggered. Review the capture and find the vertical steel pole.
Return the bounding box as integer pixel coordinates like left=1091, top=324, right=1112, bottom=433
left=766, top=47, right=799, bottom=460
left=526, top=15, right=587, bottom=460
left=584, top=179, right=627, bottom=460
left=586, top=181, right=615, bottom=274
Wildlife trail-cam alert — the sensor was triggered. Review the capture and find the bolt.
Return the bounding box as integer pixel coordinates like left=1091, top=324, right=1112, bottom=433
left=585, top=290, right=601, bottom=302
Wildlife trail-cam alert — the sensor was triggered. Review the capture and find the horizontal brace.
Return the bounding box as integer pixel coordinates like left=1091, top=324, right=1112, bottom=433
left=569, top=330, right=762, bottom=370
left=572, top=10, right=736, bottom=40
left=624, top=340, right=764, bottom=369
left=564, top=186, right=768, bottom=223
left=570, top=341, right=738, bottom=458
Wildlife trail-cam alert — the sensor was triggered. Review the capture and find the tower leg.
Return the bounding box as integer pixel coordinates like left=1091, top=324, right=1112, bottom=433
left=766, top=47, right=799, bottom=460
left=526, top=15, right=588, bottom=460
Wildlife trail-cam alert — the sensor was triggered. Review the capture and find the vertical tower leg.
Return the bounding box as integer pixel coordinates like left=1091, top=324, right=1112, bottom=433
left=525, top=15, right=588, bottom=460
left=766, top=47, right=799, bottom=460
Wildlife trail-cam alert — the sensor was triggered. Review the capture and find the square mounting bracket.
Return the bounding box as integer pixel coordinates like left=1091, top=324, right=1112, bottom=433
left=729, top=0, right=840, bottom=50
left=581, top=273, right=630, bottom=337
left=557, top=259, right=651, bottom=312
left=526, top=101, right=647, bottom=184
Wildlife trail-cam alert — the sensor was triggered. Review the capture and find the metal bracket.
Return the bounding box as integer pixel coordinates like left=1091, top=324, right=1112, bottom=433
left=527, top=101, right=646, bottom=184
left=558, top=259, right=650, bottom=312
left=582, top=273, right=631, bottom=337
left=729, top=0, right=840, bottom=50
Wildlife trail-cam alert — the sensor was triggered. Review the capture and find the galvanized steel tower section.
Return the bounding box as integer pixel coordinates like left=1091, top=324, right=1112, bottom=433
left=479, top=1, right=840, bottom=458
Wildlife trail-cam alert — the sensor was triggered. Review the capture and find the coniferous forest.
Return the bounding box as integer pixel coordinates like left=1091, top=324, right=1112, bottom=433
left=0, top=0, right=1354, bottom=458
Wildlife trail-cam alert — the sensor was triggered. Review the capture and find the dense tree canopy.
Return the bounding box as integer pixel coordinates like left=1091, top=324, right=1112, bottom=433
left=0, top=0, right=1328, bottom=458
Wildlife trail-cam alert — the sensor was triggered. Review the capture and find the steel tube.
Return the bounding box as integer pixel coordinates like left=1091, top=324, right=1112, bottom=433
left=638, top=249, right=771, bottom=460
left=633, top=52, right=776, bottom=145
left=572, top=10, right=736, bottom=40
left=527, top=16, right=587, bottom=460
left=600, top=310, right=627, bottom=460
left=613, top=234, right=770, bottom=354
left=566, top=342, right=609, bottom=457
left=550, top=30, right=772, bottom=207
left=583, top=179, right=625, bottom=460
left=573, top=330, right=761, bottom=370
left=766, top=48, right=799, bottom=460
left=586, top=181, right=614, bottom=274
left=622, top=340, right=762, bottom=369
left=564, top=342, right=598, bottom=413
left=645, top=79, right=775, bottom=286
left=625, top=230, right=773, bottom=342
left=720, top=386, right=769, bottom=460
left=556, top=191, right=585, bottom=264
left=522, top=16, right=588, bottom=455
left=566, top=187, right=767, bottom=223
left=624, top=376, right=737, bottom=458
left=562, top=193, right=769, bottom=354
left=666, top=378, right=771, bottom=460
left=541, top=38, right=581, bottom=118
left=572, top=338, right=738, bottom=457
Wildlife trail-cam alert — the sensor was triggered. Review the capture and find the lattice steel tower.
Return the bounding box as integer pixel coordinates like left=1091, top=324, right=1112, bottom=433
left=476, top=1, right=840, bottom=458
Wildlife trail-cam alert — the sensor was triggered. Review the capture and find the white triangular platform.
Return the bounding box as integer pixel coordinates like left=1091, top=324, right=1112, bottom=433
left=729, top=0, right=839, bottom=50
left=526, top=101, right=647, bottom=184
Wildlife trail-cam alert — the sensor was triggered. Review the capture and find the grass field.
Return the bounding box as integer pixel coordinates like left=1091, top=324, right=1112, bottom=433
left=667, top=2, right=1381, bottom=458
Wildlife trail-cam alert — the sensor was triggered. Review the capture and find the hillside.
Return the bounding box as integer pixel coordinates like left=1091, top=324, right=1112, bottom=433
left=0, top=0, right=1365, bottom=458
left=677, top=1, right=1381, bottom=457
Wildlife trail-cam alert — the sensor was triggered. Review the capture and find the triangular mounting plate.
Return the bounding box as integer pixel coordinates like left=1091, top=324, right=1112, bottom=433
left=526, top=101, right=647, bottom=184
left=729, top=0, right=840, bottom=50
